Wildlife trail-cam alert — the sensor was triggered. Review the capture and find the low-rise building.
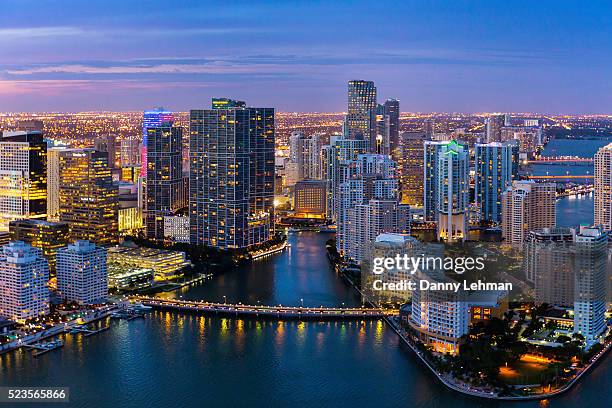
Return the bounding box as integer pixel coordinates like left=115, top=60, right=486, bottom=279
left=107, top=244, right=190, bottom=280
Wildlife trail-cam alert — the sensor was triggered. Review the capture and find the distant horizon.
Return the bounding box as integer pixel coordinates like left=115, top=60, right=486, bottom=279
left=2, top=1, right=612, bottom=113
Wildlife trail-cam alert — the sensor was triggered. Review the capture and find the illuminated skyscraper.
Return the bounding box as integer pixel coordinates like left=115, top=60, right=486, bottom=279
left=399, top=132, right=427, bottom=207
left=141, top=108, right=174, bottom=177
left=347, top=80, right=377, bottom=149
left=59, top=149, right=118, bottom=246
left=378, top=98, right=400, bottom=159
left=190, top=99, right=275, bottom=249
left=435, top=140, right=469, bottom=242
left=0, top=131, right=47, bottom=231
left=594, top=143, right=612, bottom=230
left=501, top=180, right=556, bottom=244
left=423, top=140, right=469, bottom=240
left=474, top=141, right=519, bottom=224
left=0, top=241, right=49, bottom=322
left=145, top=123, right=183, bottom=241
left=485, top=114, right=504, bottom=143
left=9, top=219, right=70, bottom=275
left=94, top=134, right=117, bottom=169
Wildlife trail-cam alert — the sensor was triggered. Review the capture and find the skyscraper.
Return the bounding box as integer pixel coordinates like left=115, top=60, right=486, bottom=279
left=347, top=80, right=377, bottom=149
left=190, top=99, right=275, bottom=249
left=141, top=108, right=174, bottom=177
left=435, top=140, right=469, bottom=242
left=47, top=146, right=65, bottom=221
left=59, top=149, right=119, bottom=246
left=383, top=98, right=400, bottom=159
left=145, top=123, right=183, bottom=241
left=9, top=219, right=70, bottom=275
left=474, top=141, right=519, bottom=224
left=485, top=114, right=504, bottom=143
left=0, top=241, right=49, bottom=322
left=56, top=240, right=108, bottom=305
left=288, top=131, right=322, bottom=180
left=594, top=143, right=612, bottom=230
left=501, top=180, right=556, bottom=244
left=423, top=140, right=469, bottom=240
left=94, top=134, right=117, bottom=169
left=399, top=132, right=427, bottom=207
left=0, top=131, right=47, bottom=231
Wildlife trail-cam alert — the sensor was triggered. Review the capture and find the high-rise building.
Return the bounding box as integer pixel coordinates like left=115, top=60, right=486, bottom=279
left=501, top=180, right=556, bottom=244
left=145, top=123, right=183, bottom=241
left=120, top=139, right=141, bottom=167
left=435, top=140, right=469, bottom=242
left=572, top=226, right=608, bottom=348
left=345, top=199, right=410, bottom=262
left=399, top=132, right=427, bottom=207
left=56, top=240, right=108, bottom=305
left=594, top=143, right=612, bottom=230
left=288, top=131, right=322, bottom=180
left=410, top=267, right=469, bottom=355
left=0, top=241, right=49, bottom=322
left=474, top=141, right=519, bottom=224
left=47, top=146, right=65, bottom=221
left=485, top=114, right=504, bottom=143
left=9, top=219, right=70, bottom=275
left=94, top=134, right=117, bottom=169
left=59, top=149, right=119, bottom=246
left=141, top=109, right=174, bottom=177
left=293, top=180, right=327, bottom=219
left=0, top=131, right=47, bottom=231
left=347, top=80, right=377, bottom=149
left=190, top=99, right=275, bottom=249
left=382, top=99, right=400, bottom=159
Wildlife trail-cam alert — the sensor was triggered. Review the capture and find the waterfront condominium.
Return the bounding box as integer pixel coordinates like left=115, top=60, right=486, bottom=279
left=424, top=140, right=469, bottom=242
left=145, top=123, right=183, bottom=241
left=501, top=180, right=556, bottom=244
left=59, top=149, right=119, bottom=246
left=189, top=99, right=275, bottom=249
left=0, top=241, right=49, bottom=323
left=474, top=141, right=519, bottom=225
left=594, top=143, right=612, bottom=230
left=409, top=266, right=469, bottom=355
left=56, top=240, right=108, bottom=305
left=346, top=80, right=377, bottom=149
left=0, top=131, right=47, bottom=231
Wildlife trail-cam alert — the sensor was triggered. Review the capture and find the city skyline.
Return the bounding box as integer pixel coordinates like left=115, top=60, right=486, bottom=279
left=2, top=1, right=612, bottom=113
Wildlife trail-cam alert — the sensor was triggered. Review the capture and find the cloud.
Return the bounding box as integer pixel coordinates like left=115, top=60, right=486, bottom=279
left=0, top=26, right=83, bottom=40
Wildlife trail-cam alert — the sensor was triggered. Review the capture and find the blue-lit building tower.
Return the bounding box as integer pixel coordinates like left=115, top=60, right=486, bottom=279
left=474, top=141, right=519, bottom=225
left=141, top=108, right=174, bottom=177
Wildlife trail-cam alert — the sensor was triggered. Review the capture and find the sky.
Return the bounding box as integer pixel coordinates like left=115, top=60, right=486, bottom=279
left=1, top=0, right=611, bottom=113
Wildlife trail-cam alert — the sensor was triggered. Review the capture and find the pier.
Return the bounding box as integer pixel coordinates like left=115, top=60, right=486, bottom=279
left=130, top=296, right=390, bottom=320
left=23, top=340, right=64, bottom=357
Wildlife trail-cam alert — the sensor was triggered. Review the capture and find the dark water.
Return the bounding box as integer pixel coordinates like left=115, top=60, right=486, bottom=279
left=531, top=138, right=609, bottom=181
left=557, top=193, right=594, bottom=227
left=1, top=232, right=610, bottom=408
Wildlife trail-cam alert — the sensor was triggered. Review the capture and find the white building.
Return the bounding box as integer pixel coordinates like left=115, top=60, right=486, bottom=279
left=572, top=226, right=608, bottom=349
left=594, top=143, right=612, bottom=230
left=164, top=216, right=190, bottom=243
left=288, top=131, right=322, bottom=180
left=0, top=241, right=49, bottom=322
left=56, top=240, right=108, bottom=305
left=501, top=180, right=556, bottom=244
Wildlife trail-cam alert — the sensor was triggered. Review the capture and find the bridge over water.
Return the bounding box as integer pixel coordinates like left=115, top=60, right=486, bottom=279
left=131, top=296, right=393, bottom=320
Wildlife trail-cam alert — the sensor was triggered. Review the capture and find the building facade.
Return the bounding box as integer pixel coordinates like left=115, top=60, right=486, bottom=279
left=56, top=240, right=108, bottom=305
left=9, top=219, right=70, bottom=275
left=190, top=100, right=275, bottom=249
left=0, top=241, right=49, bottom=322
left=594, top=143, right=612, bottom=230
left=59, top=149, right=119, bottom=246
left=346, top=80, right=377, bottom=149
left=0, top=131, right=47, bottom=231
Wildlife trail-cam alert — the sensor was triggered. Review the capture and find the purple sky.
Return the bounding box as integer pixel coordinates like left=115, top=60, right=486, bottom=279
left=1, top=1, right=611, bottom=113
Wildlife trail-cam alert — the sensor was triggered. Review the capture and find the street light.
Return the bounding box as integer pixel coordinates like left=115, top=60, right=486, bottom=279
left=300, top=298, right=304, bottom=308
left=223, top=295, right=227, bottom=305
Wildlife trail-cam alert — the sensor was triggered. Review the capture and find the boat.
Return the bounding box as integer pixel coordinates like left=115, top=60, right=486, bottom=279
left=132, top=303, right=152, bottom=312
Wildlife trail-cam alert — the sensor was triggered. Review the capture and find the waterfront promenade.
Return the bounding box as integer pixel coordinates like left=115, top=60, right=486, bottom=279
left=130, top=296, right=390, bottom=320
